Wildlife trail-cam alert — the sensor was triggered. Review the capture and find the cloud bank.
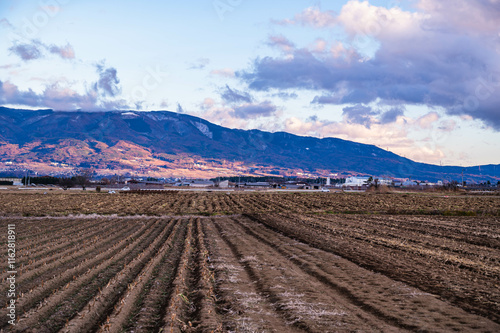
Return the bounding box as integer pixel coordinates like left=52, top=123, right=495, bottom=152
left=0, top=62, right=126, bottom=111
left=241, top=0, right=500, bottom=129
left=9, top=40, right=75, bottom=61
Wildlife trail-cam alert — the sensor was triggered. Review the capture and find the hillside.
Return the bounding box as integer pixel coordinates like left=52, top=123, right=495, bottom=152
left=0, top=107, right=498, bottom=181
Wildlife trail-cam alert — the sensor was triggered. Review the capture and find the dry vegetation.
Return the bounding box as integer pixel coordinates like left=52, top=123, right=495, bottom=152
left=0, top=191, right=499, bottom=216
left=0, top=191, right=499, bottom=332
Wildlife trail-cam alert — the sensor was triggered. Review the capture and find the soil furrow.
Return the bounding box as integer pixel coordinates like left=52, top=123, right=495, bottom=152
left=63, top=218, right=178, bottom=333
left=17, top=218, right=170, bottom=332
left=211, top=218, right=311, bottom=332
left=236, top=215, right=500, bottom=332
left=126, top=219, right=189, bottom=333
left=4, top=218, right=160, bottom=330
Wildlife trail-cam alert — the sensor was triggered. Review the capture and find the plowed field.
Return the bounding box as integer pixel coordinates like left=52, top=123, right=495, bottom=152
left=1, top=191, right=499, bottom=332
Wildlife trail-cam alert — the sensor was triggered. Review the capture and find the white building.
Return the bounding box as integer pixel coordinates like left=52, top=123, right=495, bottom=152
left=189, top=180, right=214, bottom=188
left=377, top=178, right=393, bottom=186
left=344, top=177, right=371, bottom=187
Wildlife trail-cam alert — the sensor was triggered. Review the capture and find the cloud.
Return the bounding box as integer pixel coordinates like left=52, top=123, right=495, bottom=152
left=220, top=85, right=253, bottom=104
left=94, top=63, right=121, bottom=97
left=283, top=115, right=446, bottom=163
left=267, top=35, right=295, bottom=53
left=0, top=61, right=127, bottom=111
left=242, top=0, right=500, bottom=129
left=210, top=68, right=235, bottom=77
left=48, top=43, right=75, bottom=59
left=416, top=112, right=440, bottom=129
left=9, top=43, right=42, bottom=61
left=416, top=0, right=500, bottom=34
left=8, top=40, right=76, bottom=61
left=177, top=103, right=184, bottom=113
left=272, top=91, right=298, bottom=100
left=231, top=101, right=277, bottom=119
left=0, top=79, right=128, bottom=111
left=342, top=104, right=378, bottom=128
left=200, top=98, right=215, bottom=110
left=276, top=7, right=337, bottom=28
left=438, top=119, right=457, bottom=132
left=160, top=99, right=169, bottom=108
left=201, top=104, right=250, bottom=129
left=188, top=58, right=210, bottom=70
left=380, top=107, right=405, bottom=124
left=0, top=80, right=41, bottom=106
left=312, top=94, right=342, bottom=105
left=0, top=18, right=14, bottom=29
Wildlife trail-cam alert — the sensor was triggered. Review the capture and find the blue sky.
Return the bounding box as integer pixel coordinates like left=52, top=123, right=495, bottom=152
left=1, top=0, right=499, bottom=166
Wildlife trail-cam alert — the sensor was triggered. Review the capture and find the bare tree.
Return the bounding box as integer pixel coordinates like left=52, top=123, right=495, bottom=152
left=59, top=177, right=75, bottom=190
left=74, top=168, right=94, bottom=190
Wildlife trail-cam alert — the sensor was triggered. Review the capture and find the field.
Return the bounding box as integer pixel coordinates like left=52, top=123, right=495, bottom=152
left=0, top=191, right=499, bottom=332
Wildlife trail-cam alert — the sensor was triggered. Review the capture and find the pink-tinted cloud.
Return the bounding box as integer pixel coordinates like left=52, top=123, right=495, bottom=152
left=283, top=115, right=446, bottom=163
left=276, top=7, right=337, bottom=28
left=416, top=112, right=440, bottom=129
left=9, top=40, right=76, bottom=61
left=49, top=43, right=75, bottom=59
left=242, top=0, right=500, bottom=129
left=210, top=68, right=235, bottom=78
left=267, top=35, right=295, bottom=53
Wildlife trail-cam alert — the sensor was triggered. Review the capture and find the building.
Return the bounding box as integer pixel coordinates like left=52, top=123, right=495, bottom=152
left=377, top=178, right=393, bottom=186
left=0, top=178, right=23, bottom=186
left=127, top=179, right=164, bottom=190
left=218, top=180, right=229, bottom=188
left=344, top=177, right=370, bottom=187
left=244, top=182, right=271, bottom=188
left=189, top=180, right=214, bottom=188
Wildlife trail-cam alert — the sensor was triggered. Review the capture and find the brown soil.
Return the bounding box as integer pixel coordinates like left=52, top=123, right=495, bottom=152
left=0, top=192, right=498, bottom=332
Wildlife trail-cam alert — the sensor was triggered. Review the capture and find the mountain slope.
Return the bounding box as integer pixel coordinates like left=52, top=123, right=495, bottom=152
left=0, top=107, right=498, bottom=181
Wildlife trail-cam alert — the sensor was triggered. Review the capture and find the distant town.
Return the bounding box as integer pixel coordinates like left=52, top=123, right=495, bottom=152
left=1, top=173, right=499, bottom=193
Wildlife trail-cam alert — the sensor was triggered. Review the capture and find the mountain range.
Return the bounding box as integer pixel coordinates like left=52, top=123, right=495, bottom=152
left=0, top=107, right=498, bottom=182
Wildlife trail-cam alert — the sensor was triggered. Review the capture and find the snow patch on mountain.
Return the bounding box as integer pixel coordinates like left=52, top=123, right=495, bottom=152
left=191, top=121, right=213, bottom=139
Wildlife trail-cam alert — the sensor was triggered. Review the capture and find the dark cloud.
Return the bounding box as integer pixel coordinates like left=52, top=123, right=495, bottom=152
left=231, top=101, right=277, bottom=119
left=240, top=50, right=329, bottom=91
left=307, top=115, right=318, bottom=122
left=0, top=80, right=41, bottom=106
left=239, top=0, right=500, bottom=129
left=48, top=43, right=75, bottom=59
left=311, top=94, right=341, bottom=104
left=342, top=105, right=378, bottom=128
left=380, top=107, right=405, bottom=124
left=94, top=64, right=121, bottom=97
left=177, top=103, right=184, bottom=113
left=8, top=40, right=75, bottom=61
left=220, top=85, right=253, bottom=104
left=9, top=43, right=42, bottom=61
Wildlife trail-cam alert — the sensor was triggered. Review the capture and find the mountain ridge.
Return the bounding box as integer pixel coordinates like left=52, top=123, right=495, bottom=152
left=0, top=107, right=498, bottom=182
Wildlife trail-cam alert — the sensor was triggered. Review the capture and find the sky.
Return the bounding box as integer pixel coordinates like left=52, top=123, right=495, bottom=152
left=0, top=0, right=499, bottom=167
